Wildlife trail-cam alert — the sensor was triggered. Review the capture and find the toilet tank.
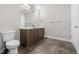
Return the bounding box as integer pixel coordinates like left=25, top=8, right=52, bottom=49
left=2, top=31, right=16, bottom=42
left=0, top=32, right=4, bottom=53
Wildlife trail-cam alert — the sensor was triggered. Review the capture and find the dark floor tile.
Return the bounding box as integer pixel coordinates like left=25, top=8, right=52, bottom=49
left=18, top=39, right=77, bottom=54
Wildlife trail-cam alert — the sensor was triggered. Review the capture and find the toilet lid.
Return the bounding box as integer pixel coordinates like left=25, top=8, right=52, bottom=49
left=6, top=40, right=20, bottom=45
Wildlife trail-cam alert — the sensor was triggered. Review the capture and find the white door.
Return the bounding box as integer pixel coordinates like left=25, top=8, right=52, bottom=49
left=71, top=4, right=79, bottom=53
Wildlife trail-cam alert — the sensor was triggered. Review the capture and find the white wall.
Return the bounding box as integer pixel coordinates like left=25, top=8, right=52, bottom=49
left=0, top=5, right=20, bottom=32
left=71, top=4, right=79, bottom=53
left=25, top=4, right=71, bottom=41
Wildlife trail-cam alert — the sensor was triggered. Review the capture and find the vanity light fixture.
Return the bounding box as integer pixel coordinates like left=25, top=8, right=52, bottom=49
left=19, top=4, right=31, bottom=10
left=34, top=5, right=42, bottom=15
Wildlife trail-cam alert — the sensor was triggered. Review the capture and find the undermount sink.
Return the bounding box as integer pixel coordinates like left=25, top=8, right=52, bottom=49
left=20, top=26, right=44, bottom=29
left=20, top=26, right=34, bottom=29
left=26, top=26, right=34, bottom=29
left=36, top=26, right=44, bottom=28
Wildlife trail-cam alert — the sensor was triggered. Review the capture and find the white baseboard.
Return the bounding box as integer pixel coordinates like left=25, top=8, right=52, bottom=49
left=76, top=50, right=79, bottom=54
left=45, top=35, right=71, bottom=42
left=71, top=41, right=79, bottom=54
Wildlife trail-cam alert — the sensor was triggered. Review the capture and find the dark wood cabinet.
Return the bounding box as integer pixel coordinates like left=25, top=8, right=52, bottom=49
left=20, top=28, right=45, bottom=47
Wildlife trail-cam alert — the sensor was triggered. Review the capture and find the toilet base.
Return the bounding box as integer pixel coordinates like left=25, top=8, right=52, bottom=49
left=8, top=48, right=18, bottom=54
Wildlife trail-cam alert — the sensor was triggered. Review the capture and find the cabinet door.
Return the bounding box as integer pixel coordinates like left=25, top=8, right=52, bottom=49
left=30, top=29, right=35, bottom=44
left=38, top=28, right=45, bottom=40
left=34, top=29, right=38, bottom=42
left=20, top=29, right=27, bottom=47
left=71, top=5, right=79, bottom=53
left=26, top=29, right=35, bottom=46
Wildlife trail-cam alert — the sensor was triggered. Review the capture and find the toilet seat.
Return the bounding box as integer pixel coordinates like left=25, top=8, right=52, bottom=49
left=6, top=40, right=20, bottom=50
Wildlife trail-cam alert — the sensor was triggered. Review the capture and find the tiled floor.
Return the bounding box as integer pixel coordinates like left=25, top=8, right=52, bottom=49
left=18, top=38, right=77, bottom=54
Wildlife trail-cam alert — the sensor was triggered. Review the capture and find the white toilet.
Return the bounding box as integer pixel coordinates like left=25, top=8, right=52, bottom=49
left=2, top=31, right=20, bottom=54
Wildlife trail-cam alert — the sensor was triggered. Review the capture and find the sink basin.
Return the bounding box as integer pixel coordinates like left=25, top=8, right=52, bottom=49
left=20, top=26, right=34, bottom=29
left=20, top=26, right=44, bottom=29
left=36, top=26, right=44, bottom=28
left=26, top=26, right=34, bottom=29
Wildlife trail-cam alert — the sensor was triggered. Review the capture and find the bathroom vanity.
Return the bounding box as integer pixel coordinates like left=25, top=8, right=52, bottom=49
left=20, top=28, right=45, bottom=47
